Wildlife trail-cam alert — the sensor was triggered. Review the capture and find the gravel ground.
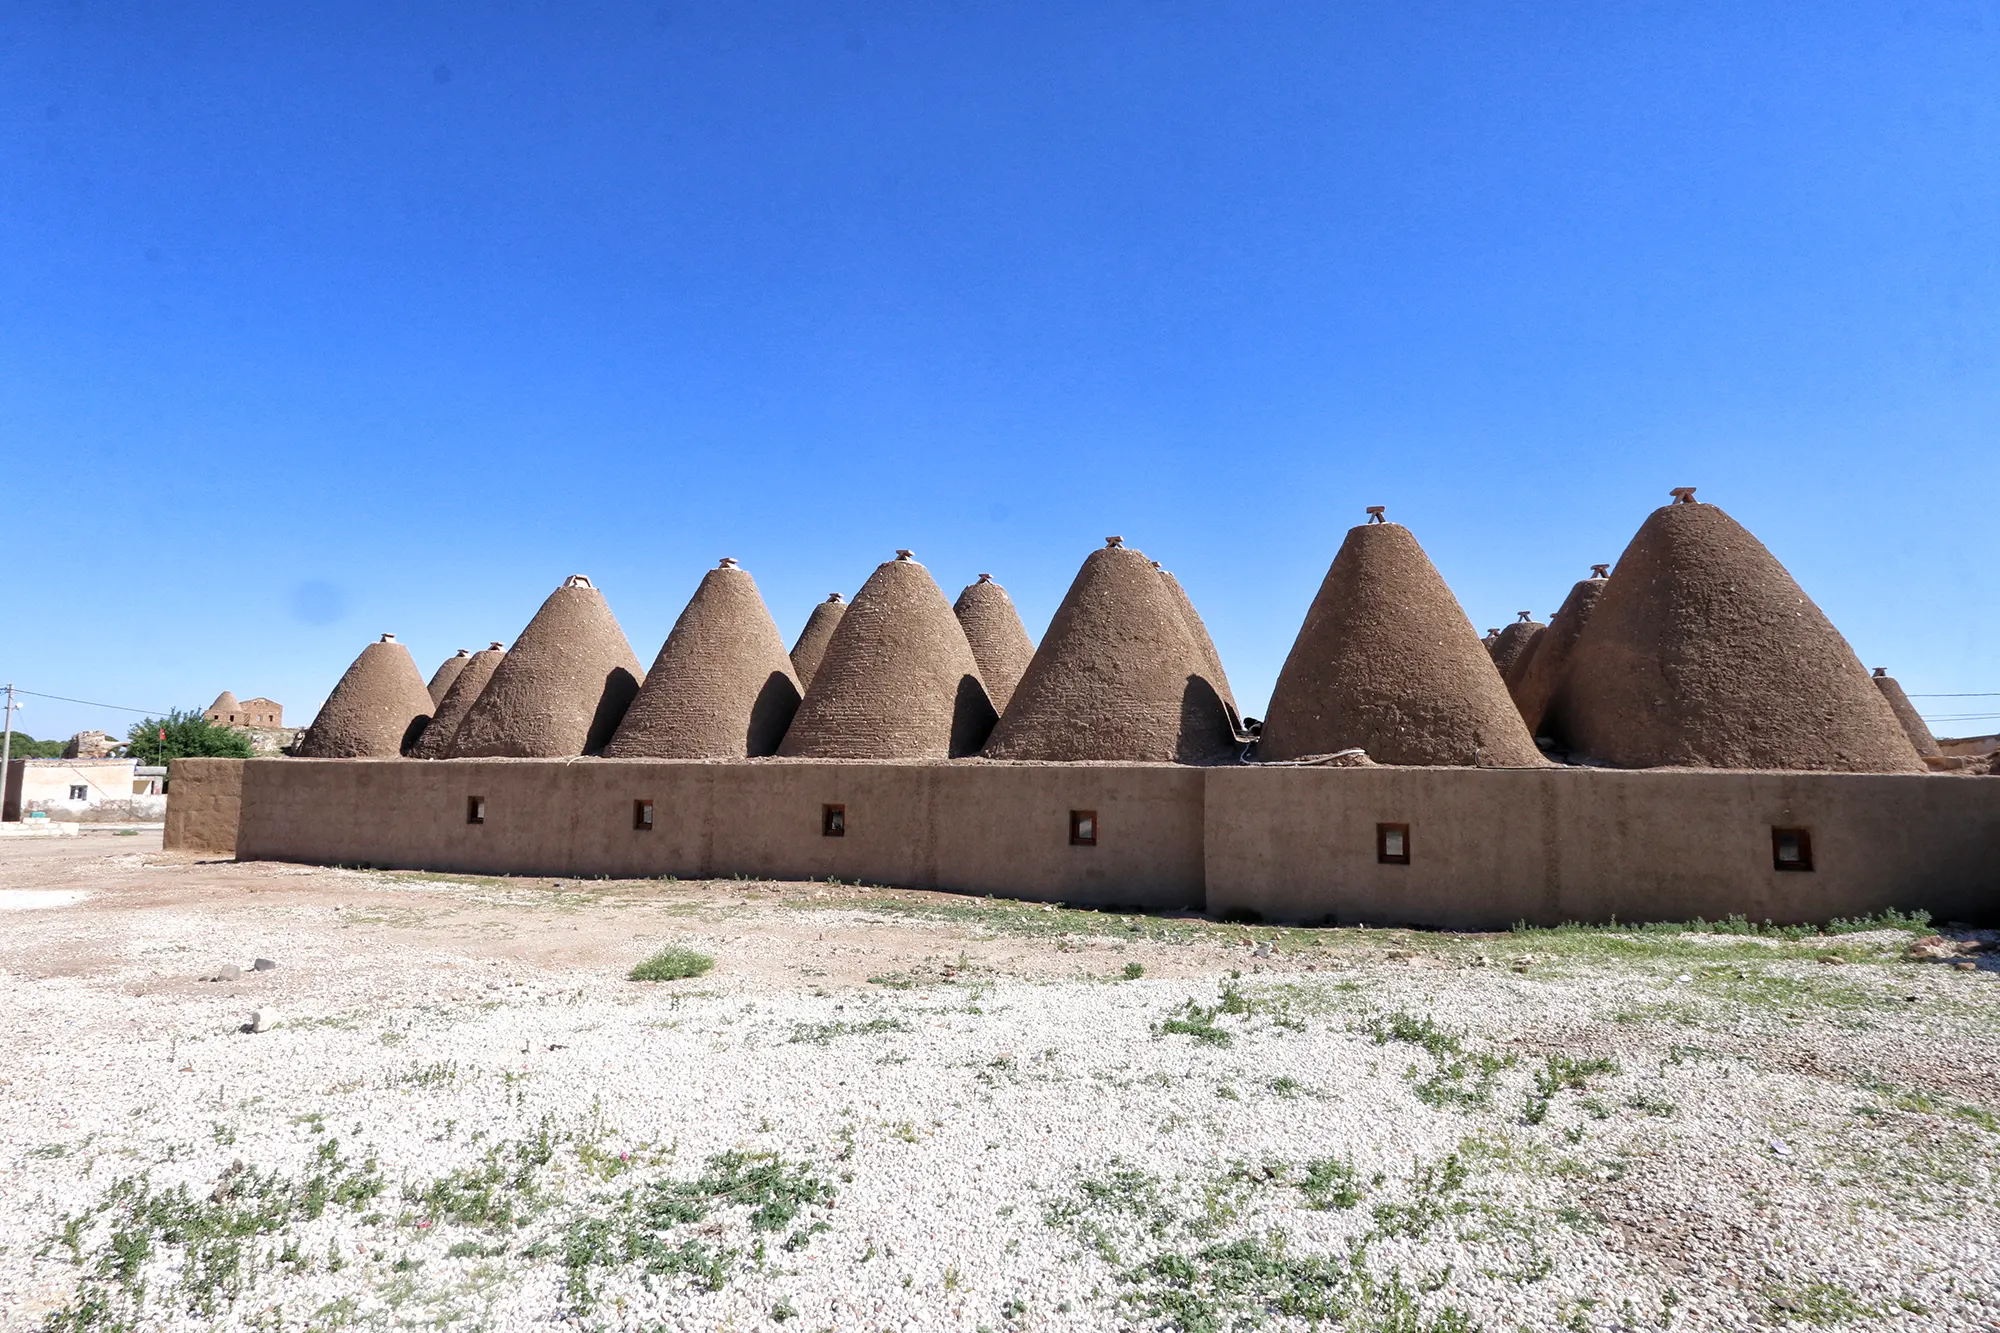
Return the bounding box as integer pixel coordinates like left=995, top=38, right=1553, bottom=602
left=0, top=832, right=1996, bottom=1332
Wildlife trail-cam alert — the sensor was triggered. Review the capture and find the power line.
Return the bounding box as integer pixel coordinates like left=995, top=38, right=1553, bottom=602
left=12, top=688, right=173, bottom=716
left=1908, top=692, right=2000, bottom=698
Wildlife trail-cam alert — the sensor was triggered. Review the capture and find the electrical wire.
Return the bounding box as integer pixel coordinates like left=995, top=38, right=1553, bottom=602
left=8, top=688, right=173, bottom=716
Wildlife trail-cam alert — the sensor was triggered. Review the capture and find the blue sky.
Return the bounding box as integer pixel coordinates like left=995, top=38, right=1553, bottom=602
left=5, top=1, right=1998, bottom=741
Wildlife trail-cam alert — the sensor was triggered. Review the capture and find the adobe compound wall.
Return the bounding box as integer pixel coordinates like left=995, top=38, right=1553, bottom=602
left=163, top=759, right=246, bottom=852
left=1204, top=766, right=1999, bottom=929
left=226, top=758, right=1205, bottom=910
left=165, top=758, right=2000, bottom=926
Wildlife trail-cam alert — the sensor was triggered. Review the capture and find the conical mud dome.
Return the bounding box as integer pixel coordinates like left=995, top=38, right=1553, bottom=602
left=790, top=595, right=846, bottom=692
left=778, top=552, right=996, bottom=759
left=427, top=650, right=473, bottom=706
left=953, top=575, right=1036, bottom=714
left=1488, top=613, right=1543, bottom=680
left=294, top=634, right=434, bottom=758
left=1260, top=519, right=1544, bottom=766
left=1561, top=494, right=1923, bottom=771
left=1871, top=668, right=1942, bottom=760
left=410, top=643, right=506, bottom=760
left=983, top=539, right=1237, bottom=763
left=606, top=560, right=803, bottom=758
left=443, top=576, right=645, bottom=758
left=1508, top=569, right=1609, bottom=740
left=205, top=691, right=242, bottom=722
left=1158, top=564, right=1243, bottom=728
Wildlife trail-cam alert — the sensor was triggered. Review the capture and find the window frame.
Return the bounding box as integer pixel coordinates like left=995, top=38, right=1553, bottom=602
left=1771, top=826, right=1813, bottom=872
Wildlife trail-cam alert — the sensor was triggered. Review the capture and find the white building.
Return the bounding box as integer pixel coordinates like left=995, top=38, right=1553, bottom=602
left=2, top=758, right=167, bottom=823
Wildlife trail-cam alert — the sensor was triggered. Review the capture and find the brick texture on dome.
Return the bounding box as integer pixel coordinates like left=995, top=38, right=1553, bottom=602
left=777, top=556, right=996, bottom=759
left=294, top=637, right=433, bottom=759
left=1507, top=574, right=1607, bottom=742
left=1259, top=522, right=1544, bottom=767
left=443, top=579, right=645, bottom=758
left=409, top=644, right=505, bottom=760
left=953, top=577, right=1036, bottom=715
left=1161, top=570, right=1242, bottom=729
left=1488, top=617, right=1544, bottom=680
left=982, top=544, right=1237, bottom=764
left=1871, top=670, right=1942, bottom=760
left=790, top=596, right=846, bottom=692
left=426, top=650, right=473, bottom=707
left=1561, top=501, right=1923, bottom=772
left=605, top=564, right=802, bottom=759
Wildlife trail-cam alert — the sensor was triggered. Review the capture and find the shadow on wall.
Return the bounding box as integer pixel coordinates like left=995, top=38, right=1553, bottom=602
left=747, top=672, right=804, bottom=757
left=399, top=716, right=431, bottom=755
left=1179, top=675, right=1238, bottom=763
left=950, top=676, right=999, bottom=757
left=585, top=668, right=643, bottom=756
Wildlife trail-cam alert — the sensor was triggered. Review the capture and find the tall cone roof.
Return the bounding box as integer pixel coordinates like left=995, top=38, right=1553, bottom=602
left=982, top=540, right=1238, bottom=763
left=444, top=577, right=645, bottom=758
left=410, top=643, right=506, bottom=759
left=1260, top=521, right=1544, bottom=766
left=1508, top=571, right=1608, bottom=740
left=206, top=691, right=241, bottom=718
left=778, top=553, right=996, bottom=759
left=1871, top=669, right=1942, bottom=760
left=426, top=650, right=473, bottom=706
left=294, top=634, right=433, bottom=758
left=1488, top=614, right=1544, bottom=679
left=790, top=595, right=845, bottom=691
left=1160, top=566, right=1242, bottom=727
left=606, top=560, right=802, bottom=758
left=953, top=575, right=1036, bottom=714
left=1561, top=496, right=1923, bottom=771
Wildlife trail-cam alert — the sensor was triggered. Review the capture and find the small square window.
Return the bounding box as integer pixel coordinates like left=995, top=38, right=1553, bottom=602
left=1772, top=826, right=1813, bottom=872
left=634, top=799, right=654, bottom=831
left=1069, top=810, right=1097, bottom=846
left=466, top=796, right=485, bottom=826
left=68, top=785, right=88, bottom=801
left=822, top=804, right=845, bottom=837
left=1376, top=822, right=1410, bottom=865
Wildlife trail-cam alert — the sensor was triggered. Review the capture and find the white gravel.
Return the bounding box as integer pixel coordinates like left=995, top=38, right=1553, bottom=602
left=1, top=856, right=1996, bottom=1331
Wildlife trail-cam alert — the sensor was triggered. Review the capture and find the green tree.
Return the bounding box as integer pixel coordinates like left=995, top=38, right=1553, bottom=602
left=0, top=732, right=67, bottom=759
left=126, top=710, right=256, bottom=764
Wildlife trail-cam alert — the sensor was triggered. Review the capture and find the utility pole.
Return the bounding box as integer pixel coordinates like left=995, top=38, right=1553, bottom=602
left=1, top=683, right=16, bottom=822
